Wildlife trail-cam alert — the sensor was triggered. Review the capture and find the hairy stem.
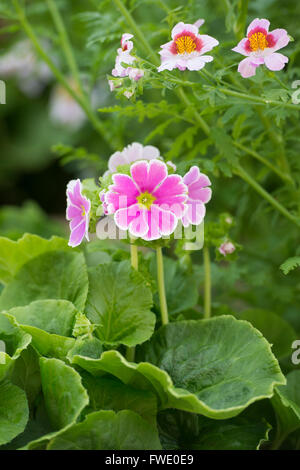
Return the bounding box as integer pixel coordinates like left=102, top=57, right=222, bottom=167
left=203, top=245, right=211, bottom=319
left=126, top=242, right=139, bottom=361
left=156, top=247, right=169, bottom=325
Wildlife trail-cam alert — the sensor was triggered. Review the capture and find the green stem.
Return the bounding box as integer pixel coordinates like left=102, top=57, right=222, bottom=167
left=203, top=245, right=211, bottom=319
left=126, top=241, right=139, bottom=361
left=156, top=247, right=169, bottom=325
left=46, top=0, right=84, bottom=95
left=12, top=0, right=113, bottom=148
left=236, top=165, right=300, bottom=226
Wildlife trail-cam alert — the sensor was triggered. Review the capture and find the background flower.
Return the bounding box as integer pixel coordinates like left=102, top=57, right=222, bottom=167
left=232, top=18, right=290, bottom=78
left=158, top=21, right=219, bottom=72
left=182, top=166, right=212, bottom=227
left=107, top=142, right=160, bottom=173
left=66, top=179, right=91, bottom=247
left=219, top=241, right=236, bottom=256
left=106, top=159, right=187, bottom=240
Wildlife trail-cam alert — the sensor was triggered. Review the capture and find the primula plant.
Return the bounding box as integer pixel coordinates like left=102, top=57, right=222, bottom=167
left=0, top=0, right=300, bottom=452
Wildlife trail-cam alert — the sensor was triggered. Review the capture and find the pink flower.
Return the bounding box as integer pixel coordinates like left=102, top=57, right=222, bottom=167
left=232, top=18, right=290, bottom=78
left=158, top=21, right=219, bottom=72
left=127, top=67, right=144, bottom=81
left=219, top=241, right=235, bottom=256
left=182, top=166, right=212, bottom=227
left=105, top=159, right=187, bottom=240
left=112, top=33, right=136, bottom=78
left=107, top=142, right=160, bottom=174
left=66, top=179, right=91, bottom=247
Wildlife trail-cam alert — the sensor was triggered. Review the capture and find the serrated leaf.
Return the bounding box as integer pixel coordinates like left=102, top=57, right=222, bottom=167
left=280, top=257, right=300, bottom=275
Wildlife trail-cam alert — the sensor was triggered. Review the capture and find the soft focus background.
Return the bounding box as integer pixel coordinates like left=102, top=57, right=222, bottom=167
left=0, top=0, right=299, bottom=341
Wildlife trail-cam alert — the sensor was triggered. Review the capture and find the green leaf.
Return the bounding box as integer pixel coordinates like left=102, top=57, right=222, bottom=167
left=86, top=261, right=155, bottom=347
left=149, top=255, right=198, bottom=316
left=158, top=408, right=271, bottom=450
left=69, top=317, right=285, bottom=419
left=5, top=300, right=78, bottom=360
left=271, top=370, right=300, bottom=448
left=0, top=234, right=70, bottom=285
left=280, top=257, right=300, bottom=275
left=0, top=313, right=31, bottom=382
left=10, top=346, right=41, bottom=408
left=0, top=381, right=29, bottom=445
left=23, top=358, right=89, bottom=450
left=82, top=374, right=157, bottom=426
left=0, top=251, right=88, bottom=312
left=237, top=309, right=297, bottom=359
left=48, top=410, right=162, bottom=450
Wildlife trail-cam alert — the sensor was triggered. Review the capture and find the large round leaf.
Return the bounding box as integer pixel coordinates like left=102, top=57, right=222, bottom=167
left=0, top=251, right=88, bottom=312
left=48, top=410, right=161, bottom=450
left=69, top=316, right=285, bottom=419
left=237, top=309, right=297, bottom=359
left=86, top=261, right=155, bottom=347
left=0, top=381, right=29, bottom=445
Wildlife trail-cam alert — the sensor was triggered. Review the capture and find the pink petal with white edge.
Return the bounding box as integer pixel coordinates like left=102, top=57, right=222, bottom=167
left=66, top=204, right=82, bottom=220
left=69, top=220, right=86, bottom=247
left=232, top=38, right=251, bottom=57
left=128, top=208, right=149, bottom=238
left=182, top=201, right=206, bottom=227
left=114, top=203, right=141, bottom=231
left=145, top=205, right=177, bottom=240
left=238, top=57, right=258, bottom=78
left=131, top=159, right=167, bottom=193
left=264, top=52, right=288, bottom=71
left=247, top=18, right=270, bottom=36
left=123, top=142, right=144, bottom=163
left=189, top=186, right=212, bottom=204
left=111, top=173, right=140, bottom=198
left=186, top=55, right=213, bottom=71
left=153, top=174, right=187, bottom=216
left=183, top=166, right=200, bottom=186
left=268, top=29, right=290, bottom=52
left=171, top=22, right=198, bottom=39
left=199, top=35, right=219, bottom=54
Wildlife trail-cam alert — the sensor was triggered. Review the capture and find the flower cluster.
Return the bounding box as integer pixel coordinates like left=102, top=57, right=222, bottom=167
left=109, top=33, right=144, bottom=97
left=66, top=143, right=211, bottom=246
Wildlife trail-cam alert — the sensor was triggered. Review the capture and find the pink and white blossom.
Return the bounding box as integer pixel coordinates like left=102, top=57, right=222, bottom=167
left=105, top=159, right=187, bottom=240
left=219, top=241, right=236, bottom=256
left=66, top=179, right=91, bottom=247
left=182, top=166, right=212, bottom=227
left=158, top=21, right=219, bottom=72
left=107, top=142, right=161, bottom=174
left=112, top=33, right=136, bottom=77
left=232, top=18, right=290, bottom=78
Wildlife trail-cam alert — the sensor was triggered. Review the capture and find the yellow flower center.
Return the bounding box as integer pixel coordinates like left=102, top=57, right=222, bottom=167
left=137, top=191, right=156, bottom=210
left=176, top=35, right=196, bottom=54
left=81, top=205, right=86, bottom=217
left=249, top=32, right=268, bottom=51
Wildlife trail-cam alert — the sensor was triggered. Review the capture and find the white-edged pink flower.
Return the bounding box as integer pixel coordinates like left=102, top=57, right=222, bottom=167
left=100, top=190, right=109, bottom=215
left=127, top=67, right=144, bottom=81
left=107, top=142, right=160, bottom=174
left=219, top=241, right=235, bottom=256
left=105, top=159, right=187, bottom=241
left=158, top=21, right=219, bottom=72
left=66, top=179, right=91, bottom=247
left=182, top=166, right=212, bottom=227
left=232, top=18, right=290, bottom=78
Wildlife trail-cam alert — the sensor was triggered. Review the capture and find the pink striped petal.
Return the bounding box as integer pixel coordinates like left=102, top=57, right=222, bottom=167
left=188, top=184, right=212, bottom=203
left=182, top=200, right=206, bottom=227
left=247, top=18, right=270, bottom=36
left=69, top=220, right=86, bottom=247
left=67, top=204, right=82, bottom=220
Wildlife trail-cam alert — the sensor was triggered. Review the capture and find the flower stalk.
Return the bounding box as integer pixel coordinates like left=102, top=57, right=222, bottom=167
left=156, top=247, right=169, bottom=326
left=203, top=245, right=211, bottom=319
left=126, top=240, right=139, bottom=362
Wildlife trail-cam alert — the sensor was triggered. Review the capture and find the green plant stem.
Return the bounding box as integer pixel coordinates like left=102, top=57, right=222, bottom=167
left=126, top=242, right=139, bottom=361
left=46, top=0, right=84, bottom=95
left=203, top=245, right=211, bottom=319
left=112, top=0, right=299, bottom=227
left=236, top=165, right=300, bottom=226
left=13, top=0, right=114, bottom=148
left=156, top=247, right=169, bottom=325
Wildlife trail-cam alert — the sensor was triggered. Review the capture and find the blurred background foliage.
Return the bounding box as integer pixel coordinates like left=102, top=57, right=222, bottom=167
left=0, top=0, right=299, bottom=345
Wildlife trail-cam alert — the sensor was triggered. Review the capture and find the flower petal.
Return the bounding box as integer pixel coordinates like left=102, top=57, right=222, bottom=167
left=182, top=200, right=206, bottom=227
left=199, top=35, right=219, bottom=54
left=186, top=55, right=213, bottom=71
left=69, top=220, right=86, bottom=247
left=268, top=29, right=290, bottom=52
left=144, top=205, right=177, bottom=240
left=264, top=52, right=288, bottom=71
left=142, top=145, right=160, bottom=160
left=238, top=57, right=258, bottom=78
left=171, top=22, right=198, bottom=39
left=247, top=18, right=270, bottom=36
left=130, top=159, right=167, bottom=193
left=232, top=38, right=251, bottom=57
left=189, top=185, right=212, bottom=203
left=108, top=151, right=126, bottom=172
